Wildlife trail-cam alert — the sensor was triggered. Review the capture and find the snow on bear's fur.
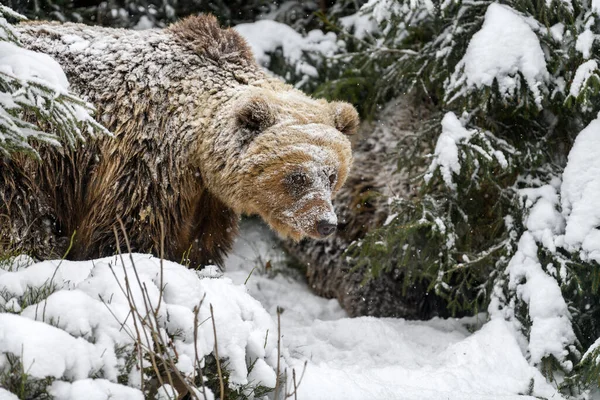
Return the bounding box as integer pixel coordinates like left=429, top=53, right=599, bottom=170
left=1, top=15, right=357, bottom=267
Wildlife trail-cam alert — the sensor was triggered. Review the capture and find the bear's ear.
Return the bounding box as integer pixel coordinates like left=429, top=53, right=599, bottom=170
left=332, top=102, right=359, bottom=136
left=236, top=96, right=275, bottom=133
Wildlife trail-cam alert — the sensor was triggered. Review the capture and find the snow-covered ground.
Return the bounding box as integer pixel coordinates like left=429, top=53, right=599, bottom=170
left=0, top=218, right=563, bottom=400
left=225, top=220, right=561, bottom=400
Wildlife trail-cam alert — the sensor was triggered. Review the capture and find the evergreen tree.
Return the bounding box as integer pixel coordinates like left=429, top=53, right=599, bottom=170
left=317, top=0, right=600, bottom=395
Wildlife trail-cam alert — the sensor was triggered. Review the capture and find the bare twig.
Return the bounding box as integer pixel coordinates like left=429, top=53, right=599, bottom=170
left=274, top=307, right=282, bottom=400
left=285, top=361, right=308, bottom=399
left=112, top=225, right=148, bottom=394
left=157, top=220, right=165, bottom=313
left=113, top=220, right=206, bottom=399
left=193, top=295, right=208, bottom=400
left=210, top=304, right=225, bottom=400
left=292, top=369, right=297, bottom=400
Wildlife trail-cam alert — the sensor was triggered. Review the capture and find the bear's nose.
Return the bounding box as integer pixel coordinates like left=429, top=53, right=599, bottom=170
left=317, top=220, right=337, bottom=237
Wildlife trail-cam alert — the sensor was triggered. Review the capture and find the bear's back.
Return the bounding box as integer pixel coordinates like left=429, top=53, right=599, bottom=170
left=5, top=16, right=265, bottom=265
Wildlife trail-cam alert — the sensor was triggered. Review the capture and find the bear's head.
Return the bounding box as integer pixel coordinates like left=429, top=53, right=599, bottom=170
left=205, top=86, right=358, bottom=240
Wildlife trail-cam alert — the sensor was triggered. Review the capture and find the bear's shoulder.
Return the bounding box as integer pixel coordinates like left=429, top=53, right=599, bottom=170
left=168, top=15, right=254, bottom=66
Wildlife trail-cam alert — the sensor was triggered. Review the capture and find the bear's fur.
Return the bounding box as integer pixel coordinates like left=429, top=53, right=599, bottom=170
left=1, top=15, right=357, bottom=266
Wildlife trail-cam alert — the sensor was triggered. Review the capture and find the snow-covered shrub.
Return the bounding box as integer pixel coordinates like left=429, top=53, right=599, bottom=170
left=0, top=254, right=281, bottom=399
left=331, top=0, right=600, bottom=394
left=0, top=5, right=108, bottom=158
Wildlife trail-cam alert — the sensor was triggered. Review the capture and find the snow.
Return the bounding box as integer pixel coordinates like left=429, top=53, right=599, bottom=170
left=487, top=115, right=600, bottom=376
left=133, top=16, right=154, bottom=30
left=446, top=3, right=549, bottom=108
left=570, top=60, right=598, bottom=98
left=576, top=29, right=595, bottom=60
left=282, top=317, right=557, bottom=400
left=561, top=116, right=600, bottom=262
left=0, top=22, right=108, bottom=155
left=0, top=219, right=566, bottom=399
left=0, top=389, right=18, bottom=400
left=550, top=23, right=565, bottom=42
left=49, top=379, right=144, bottom=400
left=498, top=231, right=574, bottom=368
left=0, top=6, right=24, bottom=42
left=0, top=41, right=69, bottom=91
left=361, top=0, right=405, bottom=23
left=583, top=336, right=600, bottom=361
left=339, top=11, right=378, bottom=39
left=155, top=384, right=178, bottom=400
left=61, top=34, right=91, bottom=51
left=0, top=313, right=108, bottom=379
left=224, top=220, right=561, bottom=399
left=490, top=177, right=576, bottom=372
left=235, top=20, right=338, bottom=78
left=424, top=112, right=474, bottom=190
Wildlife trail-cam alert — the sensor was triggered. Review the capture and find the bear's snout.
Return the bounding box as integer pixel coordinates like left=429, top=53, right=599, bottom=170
left=317, top=220, right=337, bottom=237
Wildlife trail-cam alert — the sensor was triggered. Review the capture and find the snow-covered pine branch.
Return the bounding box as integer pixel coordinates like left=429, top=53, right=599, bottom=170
left=0, top=6, right=109, bottom=158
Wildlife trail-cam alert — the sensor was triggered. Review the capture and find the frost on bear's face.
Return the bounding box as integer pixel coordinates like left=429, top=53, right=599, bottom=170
left=230, top=89, right=357, bottom=240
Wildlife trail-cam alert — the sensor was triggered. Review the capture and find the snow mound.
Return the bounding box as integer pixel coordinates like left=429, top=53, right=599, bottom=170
left=0, top=388, right=18, bottom=400
left=235, top=20, right=338, bottom=78
left=446, top=3, right=549, bottom=108
left=561, top=116, right=600, bottom=262
left=0, top=254, right=279, bottom=397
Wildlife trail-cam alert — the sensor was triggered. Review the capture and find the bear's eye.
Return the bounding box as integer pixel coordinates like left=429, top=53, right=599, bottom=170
left=329, top=173, right=337, bottom=187
left=289, top=173, right=308, bottom=187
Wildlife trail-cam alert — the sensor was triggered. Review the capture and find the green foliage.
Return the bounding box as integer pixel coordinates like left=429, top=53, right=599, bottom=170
left=312, top=0, right=600, bottom=394
left=0, top=354, right=54, bottom=400
left=3, top=0, right=273, bottom=28
left=4, top=0, right=353, bottom=30
left=202, top=355, right=274, bottom=400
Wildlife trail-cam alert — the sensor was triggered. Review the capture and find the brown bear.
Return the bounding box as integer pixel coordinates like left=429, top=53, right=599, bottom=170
left=0, top=15, right=357, bottom=267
